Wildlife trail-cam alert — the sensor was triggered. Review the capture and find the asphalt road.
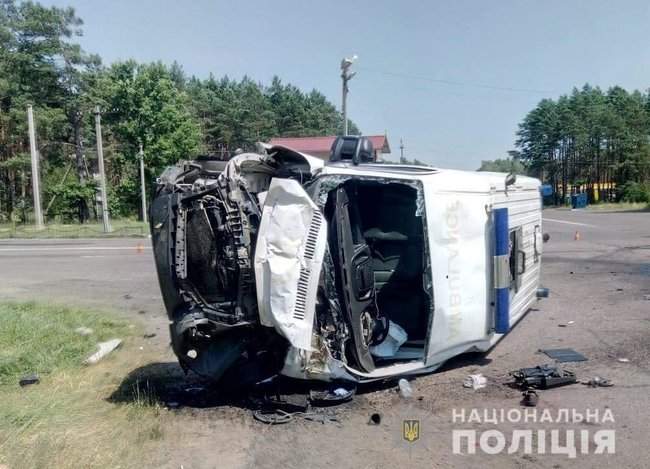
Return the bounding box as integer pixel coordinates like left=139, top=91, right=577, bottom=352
left=1, top=207, right=649, bottom=468
left=0, top=237, right=166, bottom=335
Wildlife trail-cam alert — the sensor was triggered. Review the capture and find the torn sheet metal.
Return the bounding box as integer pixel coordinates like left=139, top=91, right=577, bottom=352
left=254, top=178, right=327, bottom=350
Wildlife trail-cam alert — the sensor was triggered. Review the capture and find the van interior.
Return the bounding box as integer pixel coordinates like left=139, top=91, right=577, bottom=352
left=324, top=179, right=431, bottom=371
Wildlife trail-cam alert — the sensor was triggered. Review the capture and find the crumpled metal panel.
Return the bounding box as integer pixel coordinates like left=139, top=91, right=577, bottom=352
left=254, top=178, right=328, bottom=351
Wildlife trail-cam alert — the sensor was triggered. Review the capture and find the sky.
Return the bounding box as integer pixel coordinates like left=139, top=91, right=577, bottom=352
left=41, top=0, right=650, bottom=169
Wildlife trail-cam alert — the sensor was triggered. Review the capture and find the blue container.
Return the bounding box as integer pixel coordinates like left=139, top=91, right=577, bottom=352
left=571, top=193, right=588, bottom=209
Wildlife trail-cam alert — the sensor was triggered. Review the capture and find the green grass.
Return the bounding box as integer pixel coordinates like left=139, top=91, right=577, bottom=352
left=0, top=302, right=167, bottom=469
left=0, top=302, right=129, bottom=385
left=586, top=201, right=650, bottom=212
left=0, top=219, right=148, bottom=239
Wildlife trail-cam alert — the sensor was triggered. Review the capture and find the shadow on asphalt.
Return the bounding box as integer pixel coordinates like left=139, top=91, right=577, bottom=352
left=108, top=351, right=493, bottom=411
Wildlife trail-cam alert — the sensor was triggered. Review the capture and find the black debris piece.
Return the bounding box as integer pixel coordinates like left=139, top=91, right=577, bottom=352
left=253, top=408, right=340, bottom=425
left=309, top=386, right=356, bottom=406
left=540, top=348, right=587, bottom=363
left=19, top=373, right=40, bottom=387
left=369, top=413, right=382, bottom=425
left=511, top=364, right=577, bottom=389
left=521, top=389, right=539, bottom=407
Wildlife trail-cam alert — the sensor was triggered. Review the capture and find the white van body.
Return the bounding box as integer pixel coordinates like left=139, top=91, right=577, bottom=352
left=151, top=144, right=544, bottom=384
left=256, top=162, right=543, bottom=382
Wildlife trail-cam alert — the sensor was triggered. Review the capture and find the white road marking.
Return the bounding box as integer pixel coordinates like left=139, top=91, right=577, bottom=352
left=543, top=218, right=595, bottom=227
left=0, top=246, right=151, bottom=252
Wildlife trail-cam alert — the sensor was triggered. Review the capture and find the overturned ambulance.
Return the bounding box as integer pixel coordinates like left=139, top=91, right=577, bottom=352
left=151, top=136, right=546, bottom=385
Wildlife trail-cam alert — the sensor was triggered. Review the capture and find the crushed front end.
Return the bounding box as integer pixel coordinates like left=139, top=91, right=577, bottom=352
left=151, top=139, right=434, bottom=385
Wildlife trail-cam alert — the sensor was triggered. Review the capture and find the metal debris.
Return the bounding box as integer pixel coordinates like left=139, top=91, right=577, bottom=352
left=511, top=365, right=577, bottom=389
left=540, top=348, right=587, bottom=363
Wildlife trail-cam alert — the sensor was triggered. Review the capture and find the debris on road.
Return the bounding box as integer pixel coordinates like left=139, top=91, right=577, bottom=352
left=584, top=376, right=614, bottom=388
left=617, top=358, right=630, bottom=363
left=463, top=373, right=487, bottom=390
left=19, top=372, right=40, bottom=387
left=75, top=326, right=93, bottom=336
left=540, top=347, right=587, bottom=363
left=368, top=413, right=382, bottom=425
left=309, top=387, right=355, bottom=406
left=511, top=364, right=577, bottom=389
left=83, top=338, right=122, bottom=365
left=253, top=408, right=340, bottom=425
left=521, top=389, right=538, bottom=407
left=398, top=378, right=413, bottom=398
left=143, top=332, right=157, bottom=339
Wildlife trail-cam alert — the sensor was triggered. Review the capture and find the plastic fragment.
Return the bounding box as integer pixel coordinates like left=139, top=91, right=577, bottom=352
left=83, top=338, right=122, bottom=365
left=463, top=374, right=487, bottom=390
left=398, top=378, right=413, bottom=398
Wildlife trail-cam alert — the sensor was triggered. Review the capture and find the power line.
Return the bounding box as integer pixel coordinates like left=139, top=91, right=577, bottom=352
left=357, top=66, right=561, bottom=95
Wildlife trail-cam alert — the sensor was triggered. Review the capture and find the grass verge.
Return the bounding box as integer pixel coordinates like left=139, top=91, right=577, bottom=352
left=0, top=219, right=148, bottom=239
left=586, top=202, right=650, bottom=212
left=0, top=302, right=167, bottom=469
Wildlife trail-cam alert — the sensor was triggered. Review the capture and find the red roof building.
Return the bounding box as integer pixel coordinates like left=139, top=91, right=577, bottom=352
left=268, top=135, right=391, bottom=161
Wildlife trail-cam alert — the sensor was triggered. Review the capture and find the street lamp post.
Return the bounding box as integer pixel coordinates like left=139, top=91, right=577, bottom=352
left=340, top=55, right=357, bottom=136
left=138, top=144, right=148, bottom=224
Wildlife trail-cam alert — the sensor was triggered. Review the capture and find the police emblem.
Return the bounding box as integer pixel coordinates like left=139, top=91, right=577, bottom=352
left=402, top=419, right=420, bottom=443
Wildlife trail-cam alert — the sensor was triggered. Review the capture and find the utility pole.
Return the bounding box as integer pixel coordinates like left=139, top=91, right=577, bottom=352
left=94, top=106, right=111, bottom=233
left=138, top=144, right=148, bottom=224
left=340, top=55, right=357, bottom=136
left=26, top=104, right=44, bottom=229
left=400, top=138, right=405, bottom=161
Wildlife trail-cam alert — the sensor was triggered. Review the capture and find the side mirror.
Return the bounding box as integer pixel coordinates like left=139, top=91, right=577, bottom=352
left=504, top=173, right=517, bottom=196
left=505, top=173, right=517, bottom=187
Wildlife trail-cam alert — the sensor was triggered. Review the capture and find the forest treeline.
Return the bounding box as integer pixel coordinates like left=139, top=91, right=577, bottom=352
left=515, top=85, right=650, bottom=203
left=3, top=2, right=649, bottom=224
left=0, top=1, right=357, bottom=222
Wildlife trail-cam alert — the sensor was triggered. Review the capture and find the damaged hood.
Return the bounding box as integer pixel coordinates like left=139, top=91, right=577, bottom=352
left=254, top=178, right=328, bottom=351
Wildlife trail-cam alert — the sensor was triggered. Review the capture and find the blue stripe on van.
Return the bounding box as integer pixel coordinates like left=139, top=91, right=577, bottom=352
left=494, top=207, right=510, bottom=334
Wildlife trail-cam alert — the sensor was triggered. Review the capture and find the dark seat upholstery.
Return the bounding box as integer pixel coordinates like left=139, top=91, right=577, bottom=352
left=356, top=183, right=428, bottom=341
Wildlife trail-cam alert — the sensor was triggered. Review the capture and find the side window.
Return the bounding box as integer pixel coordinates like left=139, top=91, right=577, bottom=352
left=508, top=227, right=525, bottom=292
left=533, top=225, right=541, bottom=263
